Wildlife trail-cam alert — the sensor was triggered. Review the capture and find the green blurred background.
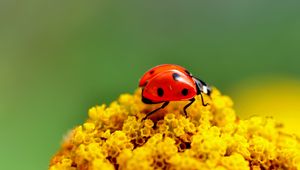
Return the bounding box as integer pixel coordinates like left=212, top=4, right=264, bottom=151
left=1, top=1, right=300, bottom=169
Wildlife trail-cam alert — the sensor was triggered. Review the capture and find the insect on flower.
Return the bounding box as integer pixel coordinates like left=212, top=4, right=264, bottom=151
left=139, top=64, right=211, bottom=120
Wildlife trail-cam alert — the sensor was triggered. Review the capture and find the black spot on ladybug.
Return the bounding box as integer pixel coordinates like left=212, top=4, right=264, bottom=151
left=184, top=70, right=192, bottom=76
left=149, top=70, right=154, bottom=74
left=172, top=73, right=180, bottom=81
left=181, top=88, right=188, bottom=96
left=157, top=88, right=164, bottom=97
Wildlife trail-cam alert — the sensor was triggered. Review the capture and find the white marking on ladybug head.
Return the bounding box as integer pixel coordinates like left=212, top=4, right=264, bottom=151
left=202, top=85, right=208, bottom=94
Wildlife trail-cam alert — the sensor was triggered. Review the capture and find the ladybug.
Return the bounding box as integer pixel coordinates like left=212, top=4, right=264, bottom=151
left=139, top=64, right=211, bottom=120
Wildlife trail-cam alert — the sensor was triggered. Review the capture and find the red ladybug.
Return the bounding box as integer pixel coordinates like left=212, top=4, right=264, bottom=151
left=139, top=64, right=211, bottom=120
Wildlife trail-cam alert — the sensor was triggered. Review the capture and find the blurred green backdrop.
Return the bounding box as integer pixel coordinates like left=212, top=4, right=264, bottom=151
left=1, top=1, right=300, bottom=169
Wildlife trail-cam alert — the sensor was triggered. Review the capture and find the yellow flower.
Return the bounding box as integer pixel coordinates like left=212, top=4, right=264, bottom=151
left=50, top=88, right=300, bottom=170
left=232, top=77, right=300, bottom=135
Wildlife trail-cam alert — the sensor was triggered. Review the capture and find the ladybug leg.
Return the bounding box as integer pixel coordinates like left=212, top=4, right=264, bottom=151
left=199, top=92, right=209, bottom=106
left=183, top=98, right=195, bottom=117
left=143, top=101, right=169, bottom=120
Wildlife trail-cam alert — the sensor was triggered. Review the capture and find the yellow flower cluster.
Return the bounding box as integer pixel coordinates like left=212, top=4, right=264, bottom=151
left=50, top=88, right=300, bottom=170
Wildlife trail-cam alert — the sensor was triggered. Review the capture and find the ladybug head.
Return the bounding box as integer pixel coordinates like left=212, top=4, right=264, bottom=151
left=193, top=77, right=212, bottom=96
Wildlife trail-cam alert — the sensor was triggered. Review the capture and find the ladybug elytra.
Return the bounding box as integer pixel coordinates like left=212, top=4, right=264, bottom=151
left=139, top=64, right=211, bottom=120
